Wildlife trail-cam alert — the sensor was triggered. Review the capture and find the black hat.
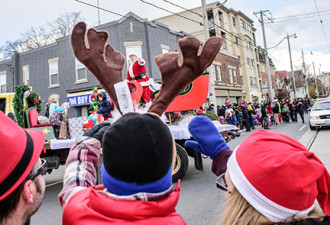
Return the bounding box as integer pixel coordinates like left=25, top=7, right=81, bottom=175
left=102, top=113, right=173, bottom=195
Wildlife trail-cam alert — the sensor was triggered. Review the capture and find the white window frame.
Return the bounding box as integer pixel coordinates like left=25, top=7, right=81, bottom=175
left=75, top=58, right=87, bottom=83
left=214, top=64, right=221, bottom=81
left=22, top=65, right=29, bottom=86
left=48, top=58, right=59, bottom=87
left=247, top=58, right=251, bottom=67
left=229, top=68, right=233, bottom=83
left=0, top=72, right=6, bottom=93
left=125, top=45, right=142, bottom=65
left=232, top=69, right=237, bottom=83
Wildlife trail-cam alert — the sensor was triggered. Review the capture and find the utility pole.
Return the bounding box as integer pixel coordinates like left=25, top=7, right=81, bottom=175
left=287, top=34, right=296, bottom=99
left=302, top=49, right=309, bottom=97
left=319, top=66, right=324, bottom=96
left=97, top=0, right=101, bottom=25
left=312, top=61, right=319, bottom=97
left=254, top=10, right=273, bottom=101
left=201, top=0, right=217, bottom=107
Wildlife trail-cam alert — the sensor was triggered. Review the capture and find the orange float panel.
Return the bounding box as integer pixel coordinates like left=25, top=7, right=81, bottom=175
left=165, top=75, right=209, bottom=112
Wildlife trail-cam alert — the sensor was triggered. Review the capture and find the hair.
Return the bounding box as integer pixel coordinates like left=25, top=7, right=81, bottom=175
left=48, top=94, right=59, bottom=103
left=0, top=161, right=38, bottom=222
left=219, top=186, right=324, bottom=225
left=97, top=93, right=104, bottom=99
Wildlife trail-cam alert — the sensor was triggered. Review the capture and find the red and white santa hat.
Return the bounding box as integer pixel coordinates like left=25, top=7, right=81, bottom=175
left=227, top=130, right=330, bottom=222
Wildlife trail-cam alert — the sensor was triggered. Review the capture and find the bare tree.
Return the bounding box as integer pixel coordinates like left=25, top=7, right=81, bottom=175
left=0, top=11, right=84, bottom=59
left=50, top=12, right=84, bottom=37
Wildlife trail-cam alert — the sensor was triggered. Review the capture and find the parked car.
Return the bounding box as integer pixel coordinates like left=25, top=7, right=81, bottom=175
left=309, top=100, right=330, bottom=130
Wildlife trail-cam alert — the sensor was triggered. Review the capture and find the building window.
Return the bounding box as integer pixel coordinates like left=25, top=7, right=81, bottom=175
left=49, top=60, right=59, bottom=86
left=214, top=65, right=221, bottom=81
left=221, top=31, right=227, bottom=49
left=250, top=77, right=257, bottom=87
left=240, top=75, right=244, bottom=84
left=232, top=17, right=236, bottom=26
left=251, top=59, right=255, bottom=68
left=229, top=69, right=233, bottom=83
left=126, top=45, right=142, bottom=65
left=0, top=73, right=6, bottom=93
left=75, top=59, right=87, bottom=81
left=209, top=29, right=216, bottom=37
left=244, top=40, right=248, bottom=49
left=232, top=69, right=237, bottom=83
left=247, top=57, right=251, bottom=67
left=22, top=65, right=29, bottom=85
left=240, top=19, right=246, bottom=30
left=229, top=68, right=237, bottom=84
left=235, top=36, right=239, bottom=45
left=237, top=56, right=241, bottom=66
left=161, top=44, right=170, bottom=54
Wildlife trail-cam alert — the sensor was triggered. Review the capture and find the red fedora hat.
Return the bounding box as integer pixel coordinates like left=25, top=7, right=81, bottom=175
left=0, top=111, right=45, bottom=201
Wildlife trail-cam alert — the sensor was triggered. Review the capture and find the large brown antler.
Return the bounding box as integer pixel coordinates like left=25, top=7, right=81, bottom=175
left=148, top=36, right=223, bottom=116
left=71, top=22, right=125, bottom=113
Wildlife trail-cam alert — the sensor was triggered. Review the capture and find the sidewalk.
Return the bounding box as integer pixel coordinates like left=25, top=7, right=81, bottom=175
left=299, top=129, right=330, bottom=172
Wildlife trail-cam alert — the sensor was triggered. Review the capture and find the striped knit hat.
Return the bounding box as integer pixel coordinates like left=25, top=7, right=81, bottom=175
left=91, top=86, right=98, bottom=98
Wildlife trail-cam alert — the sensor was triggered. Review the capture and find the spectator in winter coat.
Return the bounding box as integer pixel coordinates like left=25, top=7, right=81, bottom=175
left=272, top=101, right=280, bottom=125
left=297, top=101, right=305, bottom=123
left=207, top=104, right=215, bottom=114
left=236, top=109, right=243, bottom=129
left=96, top=92, right=111, bottom=118
left=261, top=104, right=269, bottom=129
left=45, top=94, right=59, bottom=118
left=59, top=113, right=185, bottom=224
left=185, top=116, right=330, bottom=225
left=0, top=112, right=46, bottom=225
left=242, top=106, right=250, bottom=132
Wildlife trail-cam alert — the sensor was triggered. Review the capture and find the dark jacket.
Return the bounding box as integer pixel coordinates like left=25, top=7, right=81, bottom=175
left=242, top=107, right=249, bottom=120
left=261, top=107, right=268, bottom=118
left=97, top=94, right=112, bottom=118
left=273, top=103, right=279, bottom=113
left=297, top=102, right=305, bottom=113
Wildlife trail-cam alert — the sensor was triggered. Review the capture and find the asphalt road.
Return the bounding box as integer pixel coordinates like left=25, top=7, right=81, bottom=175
left=31, top=115, right=314, bottom=225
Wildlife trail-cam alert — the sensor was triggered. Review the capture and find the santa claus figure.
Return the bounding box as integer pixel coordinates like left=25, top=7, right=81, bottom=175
left=126, top=53, right=153, bottom=104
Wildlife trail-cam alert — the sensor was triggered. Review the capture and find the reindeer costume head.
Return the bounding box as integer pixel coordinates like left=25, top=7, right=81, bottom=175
left=71, top=22, right=223, bottom=195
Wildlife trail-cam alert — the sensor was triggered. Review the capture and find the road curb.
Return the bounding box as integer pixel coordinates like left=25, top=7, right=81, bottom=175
left=298, top=129, right=317, bottom=149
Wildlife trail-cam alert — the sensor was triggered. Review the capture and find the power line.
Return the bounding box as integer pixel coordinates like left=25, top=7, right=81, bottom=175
left=141, top=0, right=260, bottom=49
left=140, top=0, right=203, bottom=25
left=313, top=0, right=330, bottom=53
left=269, top=9, right=330, bottom=21
left=75, top=0, right=128, bottom=19
left=160, top=0, right=202, bottom=17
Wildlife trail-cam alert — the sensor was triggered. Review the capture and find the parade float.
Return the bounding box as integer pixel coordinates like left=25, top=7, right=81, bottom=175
left=9, top=22, right=240, bottom=182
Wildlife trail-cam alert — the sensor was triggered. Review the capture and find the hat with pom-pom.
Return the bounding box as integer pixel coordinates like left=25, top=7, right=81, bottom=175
left=91, top=86, right=98, bottom=98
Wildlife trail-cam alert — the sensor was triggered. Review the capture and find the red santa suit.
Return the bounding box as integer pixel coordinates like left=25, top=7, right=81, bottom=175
left=126, top=58, right=153, bottom=103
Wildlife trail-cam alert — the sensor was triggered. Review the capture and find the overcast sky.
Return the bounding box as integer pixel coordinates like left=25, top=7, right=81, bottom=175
left=1, top=0, right=330, bottom=73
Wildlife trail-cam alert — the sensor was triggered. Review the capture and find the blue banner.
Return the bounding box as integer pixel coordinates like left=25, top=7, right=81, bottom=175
left=67, top=92, right=110, bottom=106
left=67, top=94, right=91, bottom=106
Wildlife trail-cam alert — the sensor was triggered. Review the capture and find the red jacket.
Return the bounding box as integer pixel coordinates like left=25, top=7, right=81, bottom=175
left=126, top=59, right=150, bottom=86
left=62, top=184, right=186, bottom=225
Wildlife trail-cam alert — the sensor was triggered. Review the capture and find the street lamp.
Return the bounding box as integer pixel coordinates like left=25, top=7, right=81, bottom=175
left=287, top=33, right=297, bottom=99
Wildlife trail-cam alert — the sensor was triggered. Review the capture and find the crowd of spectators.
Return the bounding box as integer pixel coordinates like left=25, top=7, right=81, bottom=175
left=201, top=97, right=312, bottom=132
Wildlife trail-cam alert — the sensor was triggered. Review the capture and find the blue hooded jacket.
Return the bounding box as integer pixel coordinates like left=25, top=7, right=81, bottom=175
left=97, top=92, right=112, bottom=118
